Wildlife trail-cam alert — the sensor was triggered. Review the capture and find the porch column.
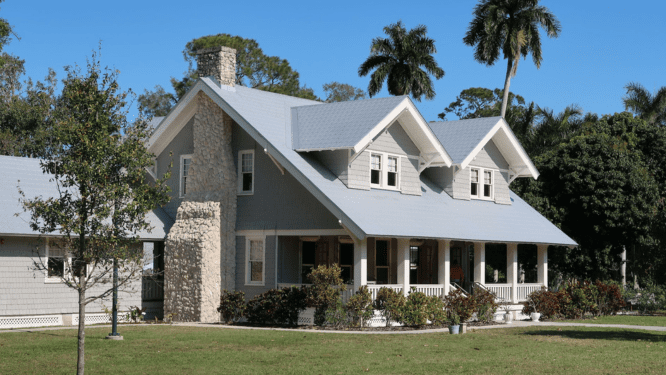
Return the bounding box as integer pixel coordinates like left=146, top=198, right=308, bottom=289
left=397, top=238, right=410, bottom=297
left=537, top=244, right=548, bottom=287
left=507, top=243, right=518, bottom=304
left=438, top=239, right=451, bottom=297
left=353, top=237, right=367, bottom=293
left=473, top=242, right=485, bottom=285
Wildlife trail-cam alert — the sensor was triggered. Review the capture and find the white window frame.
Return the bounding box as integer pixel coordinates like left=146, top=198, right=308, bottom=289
left=369, top=152, right=401, bottom=191
left=44, top=240, right=91, bottom=284
left=245, top=236, right=265, bottom=286
left=470, top=167, right=496, bottom=201
left=238, top=150, right=255, bottom=195
left=179, top=154, right=192, bottom=198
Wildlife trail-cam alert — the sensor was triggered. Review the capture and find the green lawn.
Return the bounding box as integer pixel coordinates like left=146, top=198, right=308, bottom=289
left=1, top=325, right=665, bottom=374
left=557, top=315, right=666, bottom=327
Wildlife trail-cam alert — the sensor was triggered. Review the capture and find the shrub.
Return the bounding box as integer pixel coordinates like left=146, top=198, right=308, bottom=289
left=521, top=287, right=561, bottom=319
left=444, top=288, right=475, bottom=324
left=325, top=299, right=350, bottom=328
left=346, top=285, right=373, bottom=328
left=217, top=290, right=246, bottom=324
left=307, top=265, right=346, bottom=326
left=373, top=287, right=405, bottom=328
left=636, top=283, right=666, bottom=314
left=592, top=280, right=625, bottom=316
left=472, top=288, right=499, bottom=323
left=399, top=290, right=430, bottom=327
left=426, top=295, right=447, bottom=326
left=245, top=287, right=308, bottom=326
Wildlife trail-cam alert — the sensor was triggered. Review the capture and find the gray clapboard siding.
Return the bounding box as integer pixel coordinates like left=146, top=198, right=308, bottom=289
left=233, top=124, right=341, bottom=231
left=316, top=150, right=349, bottom=186
left=277, top=236, right=300, bottom=284
left=156, top=117, right=195, bottom=220
left=400, top=157, right=421, bottom=195
left=235, top=235, right=277, bottom=300
left=0, top=236, right=140, bottom=317
left=366, top=121, right=420, bottom=156
left=469, top=140, right=509, bottom=170
left=347, top=151, right=370, bottom=190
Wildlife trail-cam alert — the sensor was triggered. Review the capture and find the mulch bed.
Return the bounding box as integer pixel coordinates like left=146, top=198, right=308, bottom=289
left=221, top=320, right=504, bottom=331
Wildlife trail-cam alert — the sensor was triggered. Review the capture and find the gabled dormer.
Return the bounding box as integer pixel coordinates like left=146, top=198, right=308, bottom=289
left=291, top=96, right=452, bottom=196
left=427, top=117, right=538, bottom=205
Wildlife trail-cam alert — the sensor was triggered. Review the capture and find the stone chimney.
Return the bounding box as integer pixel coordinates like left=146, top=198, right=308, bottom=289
left=196, top=46, right=236, bottom=87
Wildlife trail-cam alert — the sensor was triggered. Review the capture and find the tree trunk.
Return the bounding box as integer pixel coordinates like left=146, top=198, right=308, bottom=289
left=77, top=281, right=86, bottom=375
left=500, top=58, right=513, bottom=118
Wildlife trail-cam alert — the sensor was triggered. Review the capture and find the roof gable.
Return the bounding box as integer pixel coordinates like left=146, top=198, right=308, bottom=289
left=430, top=117, right=538, bottom=179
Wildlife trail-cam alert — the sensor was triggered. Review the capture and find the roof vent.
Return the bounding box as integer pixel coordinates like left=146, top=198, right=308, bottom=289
left=195, top=46, right=236, bottom=87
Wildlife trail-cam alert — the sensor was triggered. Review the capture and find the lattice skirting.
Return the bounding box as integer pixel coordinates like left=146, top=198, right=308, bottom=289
left=0, top=315, right=63, bottom=329
left=73, top=313, right=129, bottom=325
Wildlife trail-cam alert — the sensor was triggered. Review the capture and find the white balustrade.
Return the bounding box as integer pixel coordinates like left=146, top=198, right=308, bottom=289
left=517, top=284, right=544, bottom=301
left=412, top=284, right=445, bottom=298
left=485, top=284, right=512, bottom=302
left=367, top=285, right=403, bottom=301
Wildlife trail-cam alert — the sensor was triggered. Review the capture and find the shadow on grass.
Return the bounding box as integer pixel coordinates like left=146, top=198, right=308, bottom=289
left=524, top=329, right=666, bottom=342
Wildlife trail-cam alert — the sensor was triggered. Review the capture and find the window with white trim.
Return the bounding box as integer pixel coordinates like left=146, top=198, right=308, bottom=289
left=238, top=150, right=254, bottom=195
left=375, top=239, right=390, bottom=284
left=470, top=167, right=494, bottom=200
left=180, top=154, right=192, bottom=198
left=369, top=152, right=400, bottom=190
left=45, top=244, right=89, bottom=283
left=246, top=237, right=265, bottom=285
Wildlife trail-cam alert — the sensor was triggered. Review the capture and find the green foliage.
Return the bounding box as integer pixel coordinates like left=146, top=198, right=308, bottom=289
left=245, top=287, right=307, bottom=326
left=398, top=290, right=430, bottom=327
left=522, top=281, right=626, bottom=319
left=137, top=85, right=175, bottom=118
left=345, top=285, right=373, bottom=328
left=372, top=287, right=405, bottom=328
left=522, top=287, right=562, bottom=319
left=623, top=82, right=666, bottom=126
left=324, top=299, right=350, bottom=329
left=306, top=264, right=346, bottom=326
left=443, top=288, right=475, bottom=324
left=322, top=82, right=366, bottom=103
left=472, top=288, right=499, bottom=323
left=635, top=283, right=666, bottom=314
left=217, top=290, right=246, bottom=324
left=426, top=295, right=447, bottom=326
left=358, top=21, right=445, bottom=101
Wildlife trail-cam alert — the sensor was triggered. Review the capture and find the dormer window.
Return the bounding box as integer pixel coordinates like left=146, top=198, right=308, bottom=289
left=470, top=167, right=494, bottom=200
left=370, top=152, right=400, bottom=190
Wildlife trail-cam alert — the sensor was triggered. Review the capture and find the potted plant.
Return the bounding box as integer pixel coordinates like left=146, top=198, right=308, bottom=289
left=528, top=298, right=541, bottom=322
left=448, top=312, right=461, bottom=334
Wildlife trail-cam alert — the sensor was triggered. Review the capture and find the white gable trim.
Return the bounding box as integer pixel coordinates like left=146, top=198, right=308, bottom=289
left=352, top=98, right=452, bottom=167
left=459, top=118, right=539, bottom=180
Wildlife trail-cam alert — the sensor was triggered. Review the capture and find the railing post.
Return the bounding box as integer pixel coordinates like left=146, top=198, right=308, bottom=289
left=438, top=239, right=450, bottom=297
left=507, top=243, right=518, bottom=304
left=353, top=237, right=367, bottom=293
left=397, top=238, right=410, bottom=297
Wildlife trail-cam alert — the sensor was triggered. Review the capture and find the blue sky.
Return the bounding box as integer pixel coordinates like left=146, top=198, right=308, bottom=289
left=4, top=0, right=665, bottom=123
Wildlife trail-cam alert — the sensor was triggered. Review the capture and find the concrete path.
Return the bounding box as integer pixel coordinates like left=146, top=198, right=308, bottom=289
left=2, top=320, right=664, bottom=335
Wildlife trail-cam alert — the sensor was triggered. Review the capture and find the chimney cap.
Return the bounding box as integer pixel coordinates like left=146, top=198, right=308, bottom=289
left=195, top=46, right=236, bottom=55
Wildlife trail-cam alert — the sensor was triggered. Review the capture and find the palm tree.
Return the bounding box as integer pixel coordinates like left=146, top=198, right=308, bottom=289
left=358, top=21, right=445, bottom=101
left=623, top=82, right=666, bottom=125
left=528, top=105, right=583, bottom=155
left=463, top=0, right=561, bottom=118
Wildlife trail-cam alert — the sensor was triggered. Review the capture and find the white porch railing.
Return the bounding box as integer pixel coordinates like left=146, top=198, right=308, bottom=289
left=367, top=284, right=402, bottom=300
left=517, top=284, right=544, bottom=301
left=412, top=284, right=445, bottom=298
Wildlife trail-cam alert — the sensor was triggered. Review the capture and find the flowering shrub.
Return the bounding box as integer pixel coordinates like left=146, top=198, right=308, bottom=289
left=217, top=290, right=246, bottom=324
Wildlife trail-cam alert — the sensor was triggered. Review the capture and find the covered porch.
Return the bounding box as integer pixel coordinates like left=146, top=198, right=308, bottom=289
left=276, top=235, right=549, bottom=304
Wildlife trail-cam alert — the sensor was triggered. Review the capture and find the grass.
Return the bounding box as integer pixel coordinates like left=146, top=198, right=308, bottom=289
left=557, top=315, right=666, bottom=327
left=1, top=325, right=666, bottom=374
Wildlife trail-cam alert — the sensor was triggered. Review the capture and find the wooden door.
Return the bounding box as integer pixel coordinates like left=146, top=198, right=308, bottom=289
left=418, top=245, right=437, bottom=284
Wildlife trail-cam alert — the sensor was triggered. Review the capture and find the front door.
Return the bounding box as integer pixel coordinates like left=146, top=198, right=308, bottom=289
left=418, top=245, right=437, bottom=284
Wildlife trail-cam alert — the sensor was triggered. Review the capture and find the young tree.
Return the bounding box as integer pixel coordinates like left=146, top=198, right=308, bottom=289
left=463, top=0, right=561, bottom=118
left=322, top=81, right=366, bottom=102
left=20, top=53, right=170, bottom=375
left=358, top=21, right=445, bottom=101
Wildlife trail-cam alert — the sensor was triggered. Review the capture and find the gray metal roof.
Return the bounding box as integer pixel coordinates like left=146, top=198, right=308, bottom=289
left=200, top=80, right=575, bottom=246
left=0, top=155, right=168, bottom=240
left=291, top=96, right=408, bottom=151
left=429, top=117, right=501, bottom=164
left=148, top=116, right=164, bottom=131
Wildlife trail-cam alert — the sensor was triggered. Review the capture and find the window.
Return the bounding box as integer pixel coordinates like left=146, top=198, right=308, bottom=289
left=301, top=241, right=316, bottom=283
left=238, top=150, right=254, bottom=195
left=45, top=243, right=89, bottom=283
left=369, top=152, right=400, bottom=190
left=47, top=247, right=66, bottom=280
left=470, top=167, right=494, bottom=200
left=375, top=240, right=390, bottom=284
left=339, top=243, right=354, bottom=284
left=180, top=154, right=192, bottom=198
left=410, top=246, right=419, bottom=283
left=246, top=237, right=265, bottom=285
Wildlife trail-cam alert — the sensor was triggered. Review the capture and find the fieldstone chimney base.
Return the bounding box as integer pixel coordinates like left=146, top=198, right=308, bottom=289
left=164, top=201, right=222, bottom=323
left=196, top=46, right=236, bottom=87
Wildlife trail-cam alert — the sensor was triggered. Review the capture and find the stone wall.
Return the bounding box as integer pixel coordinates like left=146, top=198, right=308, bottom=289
left=164, top=201, right=221, bottom=323
left=163, top=92, right=238, bottom=323
left=196, top=46, right=236, bottom=87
